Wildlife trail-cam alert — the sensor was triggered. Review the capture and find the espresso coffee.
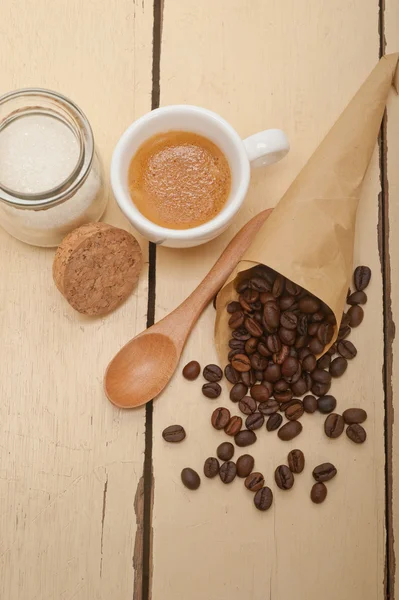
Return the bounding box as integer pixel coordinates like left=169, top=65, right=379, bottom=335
left=128, top=131, right=231, bottom=229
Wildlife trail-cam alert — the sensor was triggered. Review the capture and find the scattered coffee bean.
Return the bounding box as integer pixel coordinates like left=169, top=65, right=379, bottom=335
left=313, top=462, right=337, bottom=482
left=181, top=468, right=200, bottom=490
left=278, top=420, right=303, bottom=441
left=250, top=384, right=270, bottom=402
left=227, top=301, right=241, bottom=313
left=230, top=382, right=248, bottom=402
left=317, top=354, right=331, bottom=370
left=311, top=381, right=331, bottom=396
left=338, top=325, right=351, bottom=341
left=263, top=362, right=281, bottom=382
left=224, top=364, right=241, bottom=384
left=236, top=454, right=255, bottom=477
left=204, top=457, right=220, bottom=478
left=291, top=377, right=308, bottom=397
left=275, top=465, right=295, bottom=490
left=302, top=353, right=317, bottom=372
left=285, top=401, right=304, bottom=421
left=254, top=487, right=273, bottom=511
left=266, top=413, right=283, bottom=431
left=303, top=395, right=318, bottom=413
left=245, top=337, right=258, bottom=355
left=235, top=430, right=257, bottom=447
left=203, top=364, right=223, bottom=382
left=288, top=449, right=305, bottom=473
left=337, top=340, right=357, bottom=360
left=245, top=472, right=265, bottom=492
left=309, top=337, right=325, bottom=355
left=219, top=461, right=237, bottom=484
left=182, top=360, right=200, bottom=380
left=354, top=265, right=371, bottom=291
left=217, top=442, right=235, bottom=461
left=231, top=354, right=251, bottom=372
left=311, top=368, right=332, bottom=384
left=317, top=322, right=334, bottom=345
left=224, top=416, right=242, bottom=436
left=241, top=370, right=256, bottom=387
left=318, top=395, right=337, bottom=414
left=239, top=396, right=257, bottom=415
left=245, top=412, right=265, bottom=430
left=329, top=356, right=348, bottom=377
left=347, top=290, right=367, bottom=305
left=228, top=311, right=245, bottom=329
left=245, top=317, right=263, bottom=337
left=346, top=423, right=367, bottom=443
left=347, top=305, right=364, bottom=327
left=258, top=399, right=280, bottom=415
left=311, top=482, right=327, bottom=504
left=211, top=407, right=231, bottom=430
left=343, top=408, right=367, bottom=424
left=324, top=413, right=345, bottom=438
left=274, top=389, right=294, bottom=403
left=162, top=424, right=186, bottom=443
left=202, top=382, right=222, bottom=398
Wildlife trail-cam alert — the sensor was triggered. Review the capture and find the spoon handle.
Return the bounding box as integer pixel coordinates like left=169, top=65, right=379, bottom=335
left=160, top=208, right=273, bottom=345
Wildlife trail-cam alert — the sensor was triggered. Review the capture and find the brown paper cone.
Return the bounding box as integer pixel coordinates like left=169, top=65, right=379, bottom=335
left=215, top=53, right=399, bottom=364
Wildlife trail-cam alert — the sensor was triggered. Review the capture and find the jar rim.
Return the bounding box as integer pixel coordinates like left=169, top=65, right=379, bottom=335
left=0, top=88, right=94, bottom=210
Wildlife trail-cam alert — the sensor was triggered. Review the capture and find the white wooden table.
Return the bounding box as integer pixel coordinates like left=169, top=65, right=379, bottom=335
left=1, top=2, right=398, bottom=599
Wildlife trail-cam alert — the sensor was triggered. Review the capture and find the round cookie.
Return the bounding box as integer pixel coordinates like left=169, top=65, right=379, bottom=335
left=53, top=222, right=143, bottom=316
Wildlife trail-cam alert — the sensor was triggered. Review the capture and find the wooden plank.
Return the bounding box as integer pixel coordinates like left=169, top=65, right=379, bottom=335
left=0, top=2, right=153, bottom=599
left=383, top=1, right=399, bottom=597
left=151, top=2, right=386, bottom=599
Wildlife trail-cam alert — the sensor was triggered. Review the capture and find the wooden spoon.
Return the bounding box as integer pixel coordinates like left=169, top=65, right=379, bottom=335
left=104, top=208, right=273, bottom=408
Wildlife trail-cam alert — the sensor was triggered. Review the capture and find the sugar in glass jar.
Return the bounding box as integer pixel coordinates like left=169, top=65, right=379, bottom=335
left=0, top=88, right=107, bottom=247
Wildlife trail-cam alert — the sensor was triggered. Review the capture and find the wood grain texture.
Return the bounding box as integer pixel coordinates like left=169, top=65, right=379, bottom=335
left=151, top=1, right=387, bottom=599
left=0, top=1, right=153, bottom=599
left=384, top=1, right=399, bottom=597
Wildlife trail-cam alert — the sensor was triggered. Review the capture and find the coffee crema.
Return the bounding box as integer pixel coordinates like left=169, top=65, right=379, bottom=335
left=128, top=131, right=231, bottom=229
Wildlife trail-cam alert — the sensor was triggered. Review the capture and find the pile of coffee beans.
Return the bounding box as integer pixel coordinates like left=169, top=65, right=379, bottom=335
left=170, top=264, right=371, bottom=511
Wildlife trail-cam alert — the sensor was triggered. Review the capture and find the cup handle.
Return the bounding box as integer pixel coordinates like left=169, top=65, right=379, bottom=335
left=243, top=129, right=290, bottom=168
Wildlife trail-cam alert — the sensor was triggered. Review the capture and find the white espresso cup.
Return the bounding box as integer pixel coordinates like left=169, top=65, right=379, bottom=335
left=111, top=105, right=289, bottom=248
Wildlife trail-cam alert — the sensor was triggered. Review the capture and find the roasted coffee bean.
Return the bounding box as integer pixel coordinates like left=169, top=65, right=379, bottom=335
left=299, top=295, right=321, bottom=314
left=217, top=442, right=235, bottom=461
left=263, top=302, right=280, bottom=330
left=239, top=396, right=257, bottom=415
left=303, top=372, right=313, bottom=392
left=235, top=430, right=257, bottom=447
left=317, top=323, right=334, bottom=345
left=228, top=311, right=245, bottom=329
left=274, top=390, right=294, bottom=403
left=285, top=280, right=302, bottom=295
left=258, top=399, right=280, bottom=415
left=317, top=395, right=336, bottom=414
left=274, top=345, right=290, bottom=364
left=258, top=341, right=272, bottom=357
left=267, top=334, right=282, bottom=353
left=329, top=356, right=348, bottom=377
left=267, top=413, right=283, bottom=431
left=348, top=305, right=364, bottom=327
left=245, top=412, right=265, bottom=430
left=302, top=353, right=317, bottom=372
left=236, top=279, right=250, bottom=293
left=298, top=347, right=311, bottom=360
left=228, top=349, right=241, bottom=361
left=236, top=454, right=255, bottom=478
left=162, top=424, right=186, bottom=443
left=281, top=356, right=299, bottom=379
left=317, top=354, right=331, bottom=370
left=253, top=308, right=263, bottom=320
left=274, top=379, right=290, bottom=392
left=181, top=468, right=200, bottom=490
left=311, top=368, right=332, bottom=385
left=250, top=384, right=270, bottom=402
left=295, top=333, right=310, bottom=349
left=254, top=486, right=273, bottom=511
left=297, top=313, right=309, bottom=336
left=338, top=325, right=351, bottom=341
left=231, top=354, right=251, bottom=372
left=280, top=311, right=298, bottom=330
left=242, top=288, right=259, bottom=304
left=346, top=423, right=367, bottom=443
left=232, top=328, right=251, bottom=341
left=308, top=322, right=320, bottom=337
left=343, top=408, right=367, bottom=424
left=245, top=472, right=265, bottom=492
left=291, top=378, right=308, bottom=396
left=354, top=265, right=372, bottom=291
left=337, top=340, right=357, bottom=360
left=241, top=370, right=256, bottom=387
left=278, top=420, right=303, bottom=441
left=224, top=364, right=241, bottom=384
left=245, top=317, right=263, bottom=337
left=230, top=382, right=248, bottom=402
left=264, top=362, right=281, bottom=382
left=313, top=462, right=337, bottom=482
left=279, top=327, right=296, bottom=346
left=312, top=311, right=325, bottom=323
left=285, top=401, right=304, bottom=421
left=229, top=338, right=245, bottom=350
left=311, top=381, right=331, bottom=396
left=288, top=449, right=305, bottom=473
left=272, top=274, right=285, bottom=297
left=203, top=364, right=223, bottom=382
left=279, top=295, right=296, bottom=310
left=311, top=482, right=327, bottom=504
left=245, top=338, right=258, bottom=355
left=182, top=360, right=201, bottom=380
left=303, top=395, right=318, bottom=413
left=211, top=407, right=231, bottom=430
left=219, top=461, right=237, bottom=484
left=347, top=290, right=367, bottom=305
left=260, top=291, right=276, bottom=304
left=275, top=465, right=295, bottom=490
left=250, top=276, right=271, bottom=292
left=250, top=353, right=268, bottom=371
left=324, top=413, right=345, bottom=438
left=261, top=380, right=275, bottom=397
left=279, top=398, right=297, bottom=411
left=309, top=337, right=325, bottom=355
left=227, top=301, right=241, bottom=313
left=328, top=342, right=338, bottom=355
left=202, top=382, right=222, bottom=398
left=224, top=416, right=243, bottom=436
left=203, top=457, right=220, bottom=478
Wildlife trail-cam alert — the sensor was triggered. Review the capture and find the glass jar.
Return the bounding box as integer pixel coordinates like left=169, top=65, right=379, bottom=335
left=0, top=88, right=107, bottom=247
